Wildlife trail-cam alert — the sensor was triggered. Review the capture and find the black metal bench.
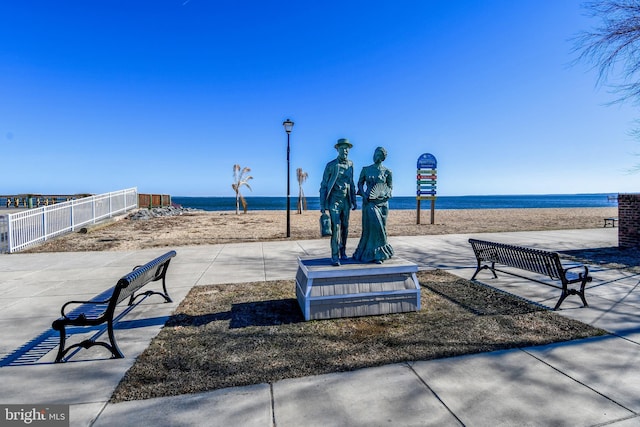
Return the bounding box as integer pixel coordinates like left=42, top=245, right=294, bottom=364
left=468, top=239, right=591, bottom=310
left=52, top=250, right=176, bottom=362
left=603, top=217, right=618, bottom=227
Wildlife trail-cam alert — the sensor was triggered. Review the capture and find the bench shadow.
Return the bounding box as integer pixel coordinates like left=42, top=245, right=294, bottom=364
left=0, top=316, right=170, bottom=367
left=421, top=282, right=546, bottom=316
left=166, top=299, right=304, bottom=329
left=560, top=246, right=640, bottom=270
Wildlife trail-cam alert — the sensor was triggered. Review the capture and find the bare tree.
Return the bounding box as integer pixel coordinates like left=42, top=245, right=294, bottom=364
left=574, top=0, right=640, bottom=104
left=231, top=164, right=253, bottom=214
left=296, top=167, right=308, bottom=214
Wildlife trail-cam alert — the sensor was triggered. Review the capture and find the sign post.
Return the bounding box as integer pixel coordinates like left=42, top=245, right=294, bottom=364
left=416, top=153, right=437, bottom=224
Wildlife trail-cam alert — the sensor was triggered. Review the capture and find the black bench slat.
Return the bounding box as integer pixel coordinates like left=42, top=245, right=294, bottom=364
left=51, top=250, right=176, bottom=362
left=468, top=239, right=591, bottom=310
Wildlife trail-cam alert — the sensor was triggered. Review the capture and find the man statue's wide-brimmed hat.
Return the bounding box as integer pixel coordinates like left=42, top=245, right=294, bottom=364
left=335, top=138, right=353, bottom=149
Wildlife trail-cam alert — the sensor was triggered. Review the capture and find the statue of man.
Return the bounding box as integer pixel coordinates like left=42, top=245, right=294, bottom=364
left=320, top=138, right=357, bottom=266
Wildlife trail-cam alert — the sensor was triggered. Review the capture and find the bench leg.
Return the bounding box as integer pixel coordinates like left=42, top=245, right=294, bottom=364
left=53, top=324, right=68, bottom=363
left=52, top=320, right=124, bottom=362
left=579, top=292, right=589, bottom=307
left=554, top=290, right=589, bottom=310
left=107, top=319, right=125, bottom=359
left=578, top=276, right=590, bottom=308
left=128, top=275, right=172, bottom=306
left=553, top=292, right=569, bottom=311
left=554, top=278, right=590, bottom=310
left=56, top=339, right=123, bottom=362
left=471, top=262, right=498, bottom=280
left=129, top=289, right=172, bottom=306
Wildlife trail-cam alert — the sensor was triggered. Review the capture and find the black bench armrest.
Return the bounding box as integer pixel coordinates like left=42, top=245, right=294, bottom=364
left=564, top=264, right=588, bottom=273
left=563, top=264, right=592, bottom=282
left=59, top=299, right=110, bottom=319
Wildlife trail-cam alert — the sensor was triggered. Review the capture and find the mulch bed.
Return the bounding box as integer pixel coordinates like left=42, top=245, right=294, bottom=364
left=110, top=269, right=606, bottom=403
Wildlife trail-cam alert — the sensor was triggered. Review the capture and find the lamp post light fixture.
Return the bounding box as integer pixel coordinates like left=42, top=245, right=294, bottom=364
left=283, top=118, right=294, bottom=238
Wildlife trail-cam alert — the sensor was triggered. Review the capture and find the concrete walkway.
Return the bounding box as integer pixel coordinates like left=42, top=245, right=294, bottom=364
left=1, top=228, right=639, bottom=426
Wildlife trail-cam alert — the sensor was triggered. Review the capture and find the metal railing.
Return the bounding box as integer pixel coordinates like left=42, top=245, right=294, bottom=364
left=0, top=188, right=138, bottom=253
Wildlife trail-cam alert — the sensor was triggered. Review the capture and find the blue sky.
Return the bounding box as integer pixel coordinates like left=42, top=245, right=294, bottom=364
left=2, top=1, right=639, bottom=197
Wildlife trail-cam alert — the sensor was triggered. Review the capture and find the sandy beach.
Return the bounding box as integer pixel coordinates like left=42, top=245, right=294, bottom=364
left=24, top=207, right=618, bottom=252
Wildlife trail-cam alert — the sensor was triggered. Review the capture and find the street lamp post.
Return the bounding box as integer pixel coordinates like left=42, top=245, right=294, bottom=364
left=282, top=118, right=294, bottom=238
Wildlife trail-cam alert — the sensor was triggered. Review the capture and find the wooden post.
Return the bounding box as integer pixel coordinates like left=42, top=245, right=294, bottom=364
left=430, top=198, right=435, bottom=224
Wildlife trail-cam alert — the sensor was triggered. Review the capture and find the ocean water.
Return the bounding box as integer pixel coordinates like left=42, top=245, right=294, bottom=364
left=172, top=193, right=618, bottom=212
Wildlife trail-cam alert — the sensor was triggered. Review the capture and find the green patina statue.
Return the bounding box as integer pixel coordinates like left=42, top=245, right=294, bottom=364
left=353, top=146, right=394, bottom=264
left=320, top=138, right=358, bottom=266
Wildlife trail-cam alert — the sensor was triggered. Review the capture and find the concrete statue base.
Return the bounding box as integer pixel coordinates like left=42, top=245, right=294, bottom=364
left=295, top=256, right=421, bottom=321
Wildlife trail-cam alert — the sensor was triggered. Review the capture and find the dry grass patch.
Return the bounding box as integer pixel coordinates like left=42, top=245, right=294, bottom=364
left=110, top=270, right=606, bottom=403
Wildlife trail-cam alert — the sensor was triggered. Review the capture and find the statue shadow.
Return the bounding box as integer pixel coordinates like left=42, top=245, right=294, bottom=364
left=166, top=298, right=304, bottom=329
left=230, top=299, right=304, bottom=329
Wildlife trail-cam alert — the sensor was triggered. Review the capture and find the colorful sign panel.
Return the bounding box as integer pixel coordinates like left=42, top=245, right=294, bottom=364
left=416, top=153, right=437, bottom=200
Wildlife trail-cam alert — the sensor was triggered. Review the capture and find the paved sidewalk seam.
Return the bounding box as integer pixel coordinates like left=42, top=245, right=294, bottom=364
left=269, top=383, right=276, bottom=427
left=406, top=362, right=465, bottom=426
left=261, top=244, right=267, bottom=282
left=88, top=402, right=108, bottom=427
left=521, top=345, right=637, bottom=415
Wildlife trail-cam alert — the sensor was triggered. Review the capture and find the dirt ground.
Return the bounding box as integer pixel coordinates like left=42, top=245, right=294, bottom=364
left=24, top=207, right=618, bottom=253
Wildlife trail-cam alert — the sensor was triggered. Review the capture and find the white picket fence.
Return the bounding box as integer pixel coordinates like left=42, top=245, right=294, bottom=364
left=0, top=188, right=138, bottom=253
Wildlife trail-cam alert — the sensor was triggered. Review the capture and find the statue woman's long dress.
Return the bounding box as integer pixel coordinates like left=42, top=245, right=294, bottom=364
left=353, top=147, right=394, bottom=264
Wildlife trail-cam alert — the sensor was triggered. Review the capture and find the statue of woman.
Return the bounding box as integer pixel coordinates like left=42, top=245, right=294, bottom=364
left=352, top=146, right=394, bottom=264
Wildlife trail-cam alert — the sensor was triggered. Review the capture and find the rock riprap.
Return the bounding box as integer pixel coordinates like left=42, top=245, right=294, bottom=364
left=127, top=206, right=200, bottom=220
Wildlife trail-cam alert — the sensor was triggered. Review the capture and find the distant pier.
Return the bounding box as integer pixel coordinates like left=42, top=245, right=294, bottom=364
left=0, top=194, right=92, bottom=210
